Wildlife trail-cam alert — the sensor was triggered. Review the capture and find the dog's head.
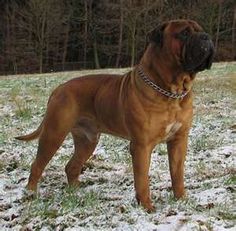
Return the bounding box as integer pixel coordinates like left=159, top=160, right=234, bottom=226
left=148, top=20, right=215, bottom=73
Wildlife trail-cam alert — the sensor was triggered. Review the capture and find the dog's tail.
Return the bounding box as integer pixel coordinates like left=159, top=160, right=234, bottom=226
left=15, top=121, right=43, bottom=141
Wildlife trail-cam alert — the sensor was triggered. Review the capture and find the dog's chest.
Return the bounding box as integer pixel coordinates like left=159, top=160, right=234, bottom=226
left=164, top=122, right=182, bottom=141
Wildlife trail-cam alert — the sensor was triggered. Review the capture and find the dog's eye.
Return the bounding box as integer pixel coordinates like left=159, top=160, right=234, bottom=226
left=175, top=29, right=190, bottom=40
left=181, top=29, right=190, bottom=37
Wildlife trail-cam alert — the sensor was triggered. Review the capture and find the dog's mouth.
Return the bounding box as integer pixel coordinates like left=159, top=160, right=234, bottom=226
left=181, top=32, right=215, bottom=73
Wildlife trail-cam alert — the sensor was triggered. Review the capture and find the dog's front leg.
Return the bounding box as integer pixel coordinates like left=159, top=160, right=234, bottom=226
left=167, top=133, right=189, bottom=199
left=130, top=142, right=155, bottom=212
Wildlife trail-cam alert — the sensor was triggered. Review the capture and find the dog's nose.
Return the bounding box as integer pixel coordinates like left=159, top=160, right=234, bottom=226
left=199, top=32, right=210, bottom=40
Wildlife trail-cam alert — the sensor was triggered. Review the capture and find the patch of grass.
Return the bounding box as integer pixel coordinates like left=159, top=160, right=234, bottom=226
left=203, top=220, right=214, bottom=231
left=10, top=86, right=32, bottom=119
left=60, top=186, right=83, bottom=212
left=158, top=194, right=200, bottom=216
left=195, top=160, right=207, bottom=176
left=99, top=135, right=131, bottom=164
left=190, top=132, right=224, bottom=153
left=19, top=155, right=32, bottom=171
left=112, top=150, right=131, bottom=164
left=58, top=153, right=71, bottom=165
left=60, top=186, right=101, bottom=214
left=224, top=175, right=236, bottom=185
left=13, top=97, right=32, bottom=119
left=0, top=132, right=7, bottom=145
left=6, top=159, right=19, bottom=172
left=213, top=202, right=236, bottom=222
left=27, top=196, right=58, bottom=220
left=156, top=143, right=167, bottom=155
left=15, top=103, right=32, bottom=119
left=218, top=210, right=236, bottom=221
left=166, top=193, right=178, bottom=205
left=76, top=189, right=100, bottom=210
left=194, top=160, right=222, bottom=179
left=0, top=161, right=6, bottom=172
left=25, top=187, right=101, bottom=221
left=191, top=114, right=228, bottom=154
left=1, top=64, right=236, bottom=230
left=177, top=197, right=199, bottom=212
left=202, top=182, right=212, bottom=190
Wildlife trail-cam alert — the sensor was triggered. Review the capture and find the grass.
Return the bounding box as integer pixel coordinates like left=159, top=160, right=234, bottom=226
left=155, top=143, right=168, bottom=155
left=224, top=175, right=236, bottom=185
left=13, top=99, right=32, bottom=119
left=195, top=160, right=208, bottom=176
left=0, top=132, right=7, bottom=145
left=23, top=187, right=101, bottom=223
left=9, top=85, right=32, bottom=119
left=213, top=202, right=236, bottom=225
left=99, top=135, right=131, bottom=164
left=190, top=132, right=224, bottom=153
left=0, top=63, right=235, bottom=230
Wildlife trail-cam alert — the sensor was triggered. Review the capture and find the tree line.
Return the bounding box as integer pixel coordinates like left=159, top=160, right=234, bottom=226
left=0, top=0, right=235, bottom=75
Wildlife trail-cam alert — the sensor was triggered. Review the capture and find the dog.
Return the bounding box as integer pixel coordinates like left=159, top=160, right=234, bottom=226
left=16, top=19, right=214, bottom=212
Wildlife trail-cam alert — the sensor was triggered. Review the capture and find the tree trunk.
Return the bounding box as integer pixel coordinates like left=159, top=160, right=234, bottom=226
left=5, top=2, right=11, bottom=73
left=11, top=6, right=17, bottom=74
left=116, top=0, right=124, bottom=67
left=39, top=8, right=47, bottom=73
left=62, top=23, right=70, bottom=71
left=232, top=7, right=236, bottom=59
left=39, top=48, right=43, bottom=73
left=88, top=0, right=100, bottom=69
left=45, top=38, right=49, bottom=69
left=54, top=37, right=60, bottom=70
left=215, top=0, right=222, bottom=55
left=93, top=38, right=100, bottom=69
left=83, top=0, right=88, bottom=68
left=130, top=24, right=136, bottom=67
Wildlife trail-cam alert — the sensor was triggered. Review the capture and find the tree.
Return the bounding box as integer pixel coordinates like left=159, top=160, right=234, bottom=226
left=215, top=0, right=223, bottom=55
left=123, top=0, right=164, bottom=66
left=0, top=0, right=235, bottom=74
left=18, top=0, right=67, bottom=73
left=3, top=0, right=19, bottom=74
left=115, top=0, right=124, bottom=67
left=232, top=6, right=236, bottom=59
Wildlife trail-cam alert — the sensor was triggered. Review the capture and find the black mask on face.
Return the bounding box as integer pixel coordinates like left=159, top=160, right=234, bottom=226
left=181, top=32, right=215, bottom=73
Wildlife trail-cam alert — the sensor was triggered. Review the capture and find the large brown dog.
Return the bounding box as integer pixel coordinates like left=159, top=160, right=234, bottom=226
left=16, top=20, right=214, bottom=212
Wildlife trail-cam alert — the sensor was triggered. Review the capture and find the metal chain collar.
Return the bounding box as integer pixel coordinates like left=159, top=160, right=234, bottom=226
left=137, top=66, right=188, bottom=100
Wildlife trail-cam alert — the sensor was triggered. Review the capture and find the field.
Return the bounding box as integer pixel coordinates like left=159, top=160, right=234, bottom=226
left=0, top=63, right=235, bottom=230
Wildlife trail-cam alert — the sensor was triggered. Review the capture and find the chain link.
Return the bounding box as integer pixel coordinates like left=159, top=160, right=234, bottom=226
left=137, top=66, right=188, bottom=100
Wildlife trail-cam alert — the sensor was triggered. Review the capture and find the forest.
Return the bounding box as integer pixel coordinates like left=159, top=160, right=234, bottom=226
left=0, top=0, right=235, bottom=75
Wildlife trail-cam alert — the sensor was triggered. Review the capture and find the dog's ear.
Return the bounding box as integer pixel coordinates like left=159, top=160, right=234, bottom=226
left=147, top=22, right=168, bottom=47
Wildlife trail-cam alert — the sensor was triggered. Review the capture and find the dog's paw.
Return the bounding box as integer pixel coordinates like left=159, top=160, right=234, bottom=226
left=67, top=180, right=80, bottom=188
left=21, top=188, right=37, bottom=201
left=144, top=203, right=156, bottom=213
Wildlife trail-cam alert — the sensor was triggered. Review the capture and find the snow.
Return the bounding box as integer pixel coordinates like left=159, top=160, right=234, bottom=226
left=0, top=64, right=235, bottom=230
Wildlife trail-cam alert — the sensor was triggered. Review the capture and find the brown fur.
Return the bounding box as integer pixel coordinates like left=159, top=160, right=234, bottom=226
left=16, top=20, right=209, bottom=212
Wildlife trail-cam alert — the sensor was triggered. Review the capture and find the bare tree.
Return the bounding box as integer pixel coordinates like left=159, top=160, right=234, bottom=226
left=83, top=0, right=89, bottom=68
left=215, top=0, right=223, bottom=55
left=0, top=0, right=235, bottom=74
left=4, top=0, right=19, bottom=74
left=18, top=0, right=67, bottom=73
left=116, top=0, right=124, bottom=67
left=88, top=0, right=100, bottom=69
left=123, top=0, right=164, bottom=66
left=232, top=6, right=236, bottom=59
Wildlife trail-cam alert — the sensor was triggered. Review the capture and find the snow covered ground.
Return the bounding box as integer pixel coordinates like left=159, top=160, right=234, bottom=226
left=0, top=63, right=235, bottom=230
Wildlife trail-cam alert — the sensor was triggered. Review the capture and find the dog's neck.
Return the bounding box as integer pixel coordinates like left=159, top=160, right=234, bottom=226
left=139, top=44, right=196, bottom=94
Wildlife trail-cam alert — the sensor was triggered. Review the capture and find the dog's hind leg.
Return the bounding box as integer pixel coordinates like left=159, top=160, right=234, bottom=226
left=65, top=124, right=99, bottom=187
left=27, top=131, right=68, bottom=191
left=27, top=94, right=77, bottom=191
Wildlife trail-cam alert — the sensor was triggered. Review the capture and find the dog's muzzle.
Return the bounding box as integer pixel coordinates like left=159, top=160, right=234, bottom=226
left=182, top=32, right=214, bottom=73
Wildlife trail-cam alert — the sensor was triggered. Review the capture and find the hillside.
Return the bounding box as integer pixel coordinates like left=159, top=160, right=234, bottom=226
left=0, top=63, right=235, bottom=230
